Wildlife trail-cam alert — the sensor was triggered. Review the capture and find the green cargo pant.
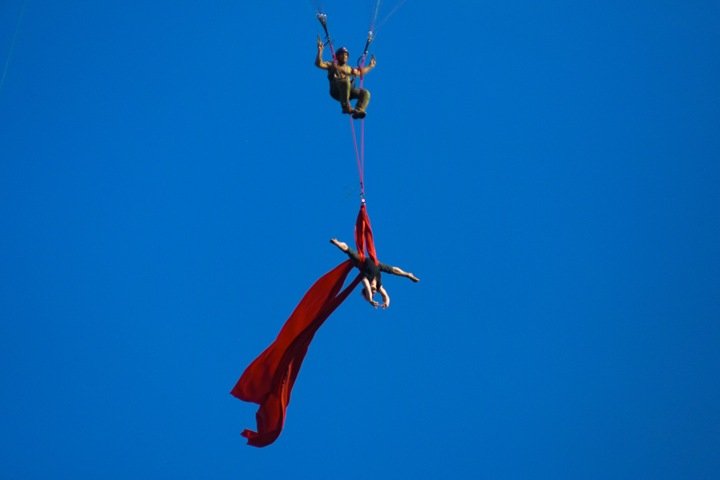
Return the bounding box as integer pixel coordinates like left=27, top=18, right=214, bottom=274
left=329, top=78, right=371, bottom=112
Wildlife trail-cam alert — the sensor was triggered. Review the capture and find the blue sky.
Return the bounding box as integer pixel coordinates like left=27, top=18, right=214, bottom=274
left=1, top=1, right=719, bottom=478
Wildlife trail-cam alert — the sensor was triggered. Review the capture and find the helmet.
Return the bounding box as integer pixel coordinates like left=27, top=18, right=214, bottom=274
left=335, top=46, right=349, bottom=56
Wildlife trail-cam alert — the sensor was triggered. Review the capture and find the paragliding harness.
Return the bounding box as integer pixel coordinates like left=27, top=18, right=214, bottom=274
left=317, top=12, right=375, bottom=84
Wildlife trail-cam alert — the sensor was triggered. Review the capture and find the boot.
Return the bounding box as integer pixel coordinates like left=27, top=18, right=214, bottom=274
left=341, top=103, right=355, bottom=115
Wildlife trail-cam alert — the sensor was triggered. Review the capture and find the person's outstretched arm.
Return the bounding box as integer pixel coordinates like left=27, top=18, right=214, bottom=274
left=378, top=285, right=390, bottom=309
left=315, top=36, right=330, bottom=70
left=354, top=56, right=376, bottom=76
left=361, top=278, right=380, bottom=308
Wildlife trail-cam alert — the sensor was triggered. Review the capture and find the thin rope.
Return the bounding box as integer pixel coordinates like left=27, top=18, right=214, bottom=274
left=352, top=1, right=380, bottom=197
left=349, top=117, right=364, bottom=196
left=376, top=0, right=407, bottom=32
left=369, top=0, right=383, bottom=33
left=0, top=0, right=28, bottom=95
left=309, top=0, right=324, bottom=13
left=360, top=118, right=366, bottom=193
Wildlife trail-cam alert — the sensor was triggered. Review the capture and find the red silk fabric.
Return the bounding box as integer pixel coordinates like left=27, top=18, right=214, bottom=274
left=231, top=261, right=361, bottom=447
left=355, top=203, right=378, bottom=264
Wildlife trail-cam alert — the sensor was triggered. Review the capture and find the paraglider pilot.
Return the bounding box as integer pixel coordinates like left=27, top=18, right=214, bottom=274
left=330, top=238, right=419, bottom=309
left=316, top=38, right=376, bottom=119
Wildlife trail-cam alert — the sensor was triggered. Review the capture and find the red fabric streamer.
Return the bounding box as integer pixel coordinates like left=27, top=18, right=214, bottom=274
left=231, top=261, right=361, bottom=447
left=355, top=203, right=379, bottom=264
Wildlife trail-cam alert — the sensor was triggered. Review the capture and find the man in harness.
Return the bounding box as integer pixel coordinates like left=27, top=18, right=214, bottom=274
left=315, top=37, right=377, bottom=119
left=330, top=238, right=419, bottom=309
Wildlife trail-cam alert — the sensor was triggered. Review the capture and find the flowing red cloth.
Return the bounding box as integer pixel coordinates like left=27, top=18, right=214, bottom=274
left=355, top=203, right=379, bottom=264
left=231, top=260, right=361, bottom=447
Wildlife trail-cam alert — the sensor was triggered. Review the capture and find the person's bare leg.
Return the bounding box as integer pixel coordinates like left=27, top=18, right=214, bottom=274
left=330, top=238, right=350, bottom=252
left=389, top=266, right=420, bottom=282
